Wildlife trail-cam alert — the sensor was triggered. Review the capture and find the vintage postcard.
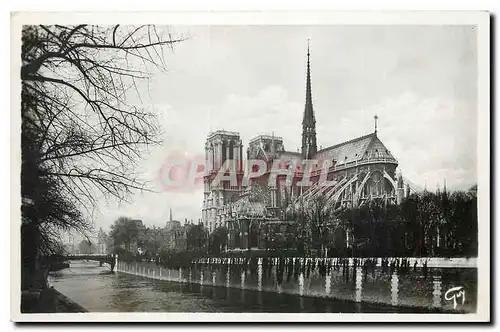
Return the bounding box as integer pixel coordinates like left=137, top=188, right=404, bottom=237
left=10, top=11, right=490, bottom=322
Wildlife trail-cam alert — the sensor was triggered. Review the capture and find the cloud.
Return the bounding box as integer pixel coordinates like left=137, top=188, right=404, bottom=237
left=321, top=92, right=477, bottom=191
left=209, top=85, right=303, bottom=151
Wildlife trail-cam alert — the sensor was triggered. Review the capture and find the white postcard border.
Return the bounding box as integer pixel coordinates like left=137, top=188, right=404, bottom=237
left=10, top=10, right=490, bottom=323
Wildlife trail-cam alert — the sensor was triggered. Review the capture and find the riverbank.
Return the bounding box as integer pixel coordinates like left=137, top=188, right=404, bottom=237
left=21, top=287, right=87, bottom=313
left=53, top=288, right=88, bottom=312
left=47, top=261, right=461, bottom=313
left=40, top=260, right=476, bottom=313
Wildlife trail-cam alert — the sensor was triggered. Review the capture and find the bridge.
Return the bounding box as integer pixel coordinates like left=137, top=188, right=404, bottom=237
left=51, top=253, right=117, bottom=272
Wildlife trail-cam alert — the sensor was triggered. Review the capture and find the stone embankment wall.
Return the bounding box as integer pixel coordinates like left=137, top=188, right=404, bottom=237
left=115, top=256, right=477, bottom=313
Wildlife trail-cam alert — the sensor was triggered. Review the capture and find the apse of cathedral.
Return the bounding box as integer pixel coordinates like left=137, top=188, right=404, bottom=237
left=201, top=45, right=407, bottom=246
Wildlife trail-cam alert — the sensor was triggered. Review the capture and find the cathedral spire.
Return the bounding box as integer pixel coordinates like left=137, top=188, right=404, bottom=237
left=301, top=40, right=318, bottom=159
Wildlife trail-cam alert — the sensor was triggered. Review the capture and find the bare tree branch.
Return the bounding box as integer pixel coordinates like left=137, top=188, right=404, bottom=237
left=21, top=24, right=184, bottom=262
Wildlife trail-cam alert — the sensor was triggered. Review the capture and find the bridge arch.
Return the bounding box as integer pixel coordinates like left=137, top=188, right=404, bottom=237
left=60, top=254, right=117, bottom=272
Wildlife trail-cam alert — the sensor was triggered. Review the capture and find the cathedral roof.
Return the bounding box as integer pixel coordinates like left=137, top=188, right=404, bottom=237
left=280, top=151, right=302, bottom=156
left=315, top=132, right=397, bottom=165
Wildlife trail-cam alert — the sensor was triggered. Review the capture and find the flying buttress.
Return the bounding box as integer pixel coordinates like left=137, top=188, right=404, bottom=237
left=324, top=174, right=358, bottom=209
left=383, top=170, right=398, bottom=193
left=353, top=171, right=371, bottom=207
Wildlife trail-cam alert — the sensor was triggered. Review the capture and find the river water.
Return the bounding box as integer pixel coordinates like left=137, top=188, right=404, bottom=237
left=48, top=260, right=476, bottom=313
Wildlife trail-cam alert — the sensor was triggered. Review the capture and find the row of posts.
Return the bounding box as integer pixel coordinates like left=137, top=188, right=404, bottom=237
left=114, top=256, right=443, bottom=308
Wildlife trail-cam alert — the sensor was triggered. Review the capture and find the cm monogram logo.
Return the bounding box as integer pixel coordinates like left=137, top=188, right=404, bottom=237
left=444, top=286, right=466, bottom=309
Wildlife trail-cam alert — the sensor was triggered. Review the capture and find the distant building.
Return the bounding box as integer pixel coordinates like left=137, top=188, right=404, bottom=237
left=162, top=209, right=187, bottom=251
left=165, top=208, right=182, bottom=231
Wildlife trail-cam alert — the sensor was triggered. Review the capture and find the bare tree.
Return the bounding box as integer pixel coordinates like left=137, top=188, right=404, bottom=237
left=22, top=25, right=184, bottom=209
left=284, top=193, right=336, bottom=256
left=21, top=25, right=184, bottom=289
left=303, top=194, right=336, bottom=257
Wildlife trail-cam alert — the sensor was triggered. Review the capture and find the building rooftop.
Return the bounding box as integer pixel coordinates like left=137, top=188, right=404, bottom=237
left=249, top=134, right=283, bottom=144
left=315, top=132, right=397, bottom=164
left=207, top=130, right=240, bottom=140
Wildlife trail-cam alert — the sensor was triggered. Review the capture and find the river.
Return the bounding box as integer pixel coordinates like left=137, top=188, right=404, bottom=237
left=48, top=260, right=476, bottom=313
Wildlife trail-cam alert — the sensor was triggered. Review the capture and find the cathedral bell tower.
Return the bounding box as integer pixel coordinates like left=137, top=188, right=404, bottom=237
left=301, top=41, right=318, bottom=160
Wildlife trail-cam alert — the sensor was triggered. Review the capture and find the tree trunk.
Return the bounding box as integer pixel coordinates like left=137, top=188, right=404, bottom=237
left=21, top=223, right=41, bottom=291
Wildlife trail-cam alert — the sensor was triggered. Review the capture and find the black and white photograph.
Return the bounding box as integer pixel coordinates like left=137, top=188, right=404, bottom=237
left=10, top=11, right=490, bottom=322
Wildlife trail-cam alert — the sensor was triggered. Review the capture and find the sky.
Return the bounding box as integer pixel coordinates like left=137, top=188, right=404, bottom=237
left=91, top=25, right=478, bottom=232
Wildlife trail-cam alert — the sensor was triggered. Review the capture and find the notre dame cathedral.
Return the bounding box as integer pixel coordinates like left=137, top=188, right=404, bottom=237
left=202, top=45, right=409, bottom=250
